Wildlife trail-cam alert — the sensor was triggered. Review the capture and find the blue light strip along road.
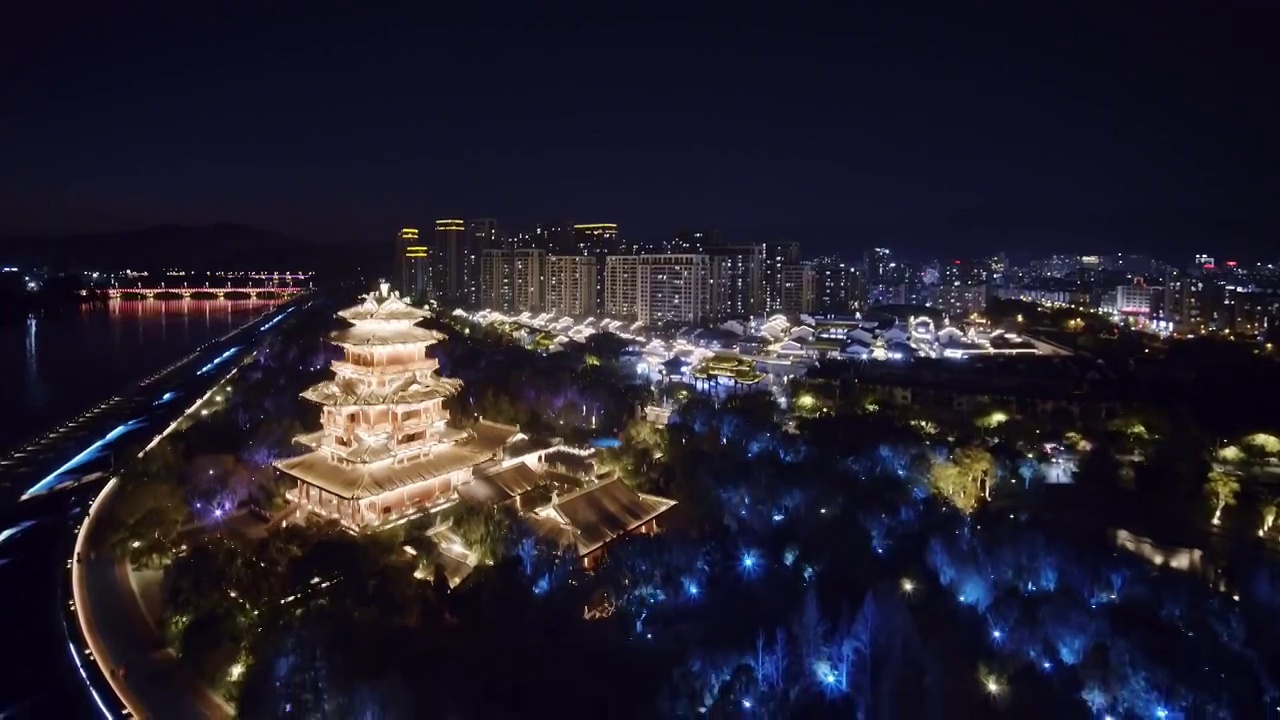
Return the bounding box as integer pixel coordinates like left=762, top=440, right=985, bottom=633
left=0, top=519, right=38, bottom=546
left=22, top=421, right=146, bottom=499
left=153, top=391, right=179, bottom=406
left=258, top=307, right=294, bottom=331
left=19, top=299, right=305, bottom=501
left=197, top=346, right=242, bottom=376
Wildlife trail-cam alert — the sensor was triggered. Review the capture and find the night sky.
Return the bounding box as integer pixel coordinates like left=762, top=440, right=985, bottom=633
left=3, top=6, right=1277, bottom=259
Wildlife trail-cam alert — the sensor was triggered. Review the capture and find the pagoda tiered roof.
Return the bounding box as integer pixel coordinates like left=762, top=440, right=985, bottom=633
left=302, top=374, right=463, bottom=406
left=295, top=425, right=472, bottom=463
left=338, top=288, right=432, bottom=322
left=328, top=325, right=445, bottom=347
left=277, top=420, right=523, bottom=499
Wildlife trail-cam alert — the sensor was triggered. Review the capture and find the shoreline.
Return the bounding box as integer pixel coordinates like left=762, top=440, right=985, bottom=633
left=0, top=298, right=290, bottom=466
left=64, top=299, right=309, bottom=718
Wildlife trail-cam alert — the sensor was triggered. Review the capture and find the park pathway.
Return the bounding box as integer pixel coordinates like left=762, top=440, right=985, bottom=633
left=73, top=478, right=233, bottom=719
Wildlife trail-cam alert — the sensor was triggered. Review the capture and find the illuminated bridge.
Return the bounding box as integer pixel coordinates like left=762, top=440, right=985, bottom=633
left=82, top=285, right=309, bottom=299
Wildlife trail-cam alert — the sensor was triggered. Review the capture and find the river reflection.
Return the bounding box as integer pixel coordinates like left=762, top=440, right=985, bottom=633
left=0, top=298, right=281, bottom=451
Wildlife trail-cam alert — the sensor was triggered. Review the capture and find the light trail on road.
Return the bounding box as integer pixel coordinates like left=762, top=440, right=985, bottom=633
left=21, top=420, right=146, bottom=499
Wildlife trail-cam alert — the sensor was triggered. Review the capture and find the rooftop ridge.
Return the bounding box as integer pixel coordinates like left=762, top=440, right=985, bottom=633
left=552, top=475, right=622, bottom=506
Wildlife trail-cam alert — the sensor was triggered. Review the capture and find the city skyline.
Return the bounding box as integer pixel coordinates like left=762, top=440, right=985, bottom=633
left=6, top=10, right=1280, bottom=719
left=3, top=8, right=1277, bottom=258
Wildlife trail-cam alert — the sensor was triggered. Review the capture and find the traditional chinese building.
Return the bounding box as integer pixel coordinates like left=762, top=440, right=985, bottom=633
left=277, top=283, right=555, bottom=530
left=524, top=477, right=677, bottom=568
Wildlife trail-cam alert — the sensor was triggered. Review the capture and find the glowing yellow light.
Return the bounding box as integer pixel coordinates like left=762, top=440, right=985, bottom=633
left=979, top=666, right=1005, bottom=698
left=900, top=577, right=915, bottom=594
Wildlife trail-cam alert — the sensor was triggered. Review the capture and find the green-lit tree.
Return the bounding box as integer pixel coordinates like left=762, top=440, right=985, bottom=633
left=1204, top=470, right=1240, bottom=526
left=1259, top=500, right=1278, bottom=537
left=929, top=458, right=980, bottom=514
left=953, top=446, right=996, bottom=500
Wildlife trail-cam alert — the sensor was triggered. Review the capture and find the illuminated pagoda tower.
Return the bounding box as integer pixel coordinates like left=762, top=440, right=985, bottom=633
left=277, top=282, right=536, bottom=530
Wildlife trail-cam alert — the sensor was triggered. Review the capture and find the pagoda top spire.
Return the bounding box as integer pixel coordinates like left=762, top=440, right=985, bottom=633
left=338, top=285, right=431, bottom=322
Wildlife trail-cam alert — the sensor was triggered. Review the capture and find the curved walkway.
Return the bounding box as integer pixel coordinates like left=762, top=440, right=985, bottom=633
left=73, top=477, right=233, bottom=719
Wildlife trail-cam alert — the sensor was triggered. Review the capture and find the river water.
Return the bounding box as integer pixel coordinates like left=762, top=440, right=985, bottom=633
left=0, top=298, right=283, bottom=452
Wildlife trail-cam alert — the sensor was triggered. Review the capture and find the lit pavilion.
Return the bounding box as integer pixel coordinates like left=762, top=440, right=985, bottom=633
left=277, top=283, right=556, bottom=530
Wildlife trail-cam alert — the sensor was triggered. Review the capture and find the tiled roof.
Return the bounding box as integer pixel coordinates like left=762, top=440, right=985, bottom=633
left=526, top=477, right=676, bottom=556
left=277, top=445, right=487, bottom=499
left=457, top=462, right=547, bottom=505
left=277, top=421, right=521, bottom=499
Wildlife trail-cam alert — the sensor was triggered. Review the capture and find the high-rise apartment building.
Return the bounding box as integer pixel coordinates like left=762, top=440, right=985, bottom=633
left=1030, top=254, right=1081, bottom=278
left=666, top=229, right=723, bottom=254
left=512, top=249, right=545, bottom=313
left=605, top=254, right=712, bottom=324
left=1165, top=276, right=1226, bottom=332
left=1115, top=279, right=1153, bottom=316
left=1101, top=254, right=1154, bottom=275
left=571, top=223, right=619, bottom=255
left=763, top=241, right=801, bottom=312
left=1227, top=287, right=1280, bottom=338
left=812, top=256, right=858, bottom=315
left=864, top=247, right=892, bottom=285
left=432, top=218, right=496, bottom=307
left=933, top=284, right=989, bottom=318
left=709, top=244, right=764, bottom=317
left=395, top=228, right=432, bottom=301
left=463, top=219, right=498, bottom=306
left=545, top=255, right=598, bottom=317
left=432, top=219, right=466, bottom=303
left=637, top=229, right=759, bottom=315
left=480, top=249, right=514, bottom=311
left=513, top=221, right=572, bottom=253
left=604, top=256, right=641, bottom=320
left=777, top=263, right=816, bottom=315
left=479, top=248, right=545, bottom=313
left=636, top=254, right=712, bottom=325
left=940, top=258, right=996, bottom=286
left=571, top=223, right=619, bottom=308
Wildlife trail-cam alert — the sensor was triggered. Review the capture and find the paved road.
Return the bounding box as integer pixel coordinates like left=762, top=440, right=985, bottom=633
left=74, top=478, right=233, bottom=719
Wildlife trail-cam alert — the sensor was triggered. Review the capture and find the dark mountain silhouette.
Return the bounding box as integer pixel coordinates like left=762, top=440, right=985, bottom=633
left=0, top=224, right=386, bottom=275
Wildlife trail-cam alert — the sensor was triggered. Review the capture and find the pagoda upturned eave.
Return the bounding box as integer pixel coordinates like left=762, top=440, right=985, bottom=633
left=300, top=377, right=462, bottom=407
left=336, top=290, right=432, bottom=322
